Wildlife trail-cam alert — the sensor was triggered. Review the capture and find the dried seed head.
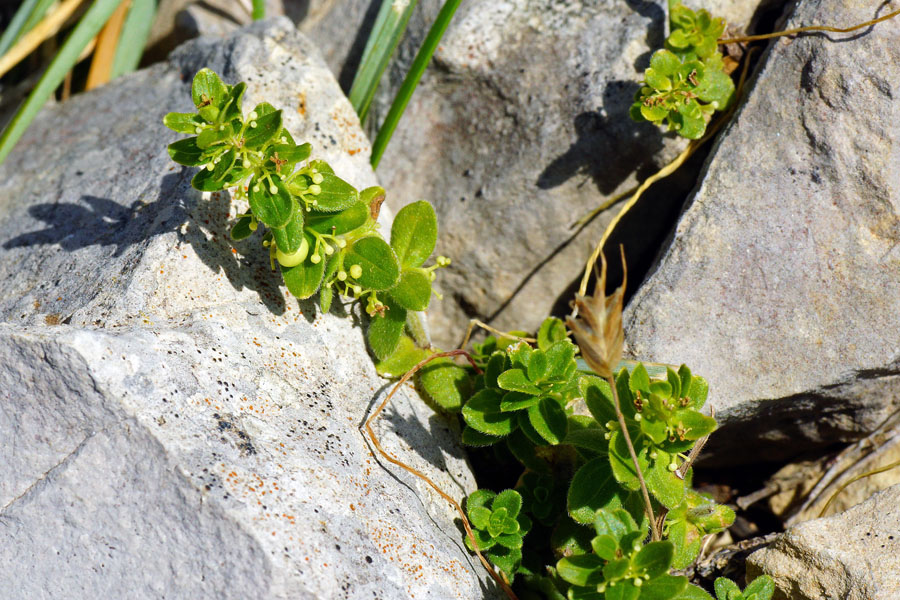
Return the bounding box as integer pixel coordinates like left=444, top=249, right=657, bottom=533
left=566, top=247, right=627, bottom=379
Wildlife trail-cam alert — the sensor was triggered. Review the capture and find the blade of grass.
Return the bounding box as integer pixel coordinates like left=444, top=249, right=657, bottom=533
left=0, top=0, right=87, bottom=80
left=348, top=0, right=418, bottom=123
left=84, top=0, right=131, bottom=90
left=85, top=0, right=129, bottom=89
left=0, top=0, right=42, bottom=56
left=20, top=0, right=60, bottom=35
left=109, top=0, right=155, bottom=77
left=0, top=0, right=125, bottom=165
left=370, top=0, right=461, bottom=169
left=251, top=0, right=265, bottom=20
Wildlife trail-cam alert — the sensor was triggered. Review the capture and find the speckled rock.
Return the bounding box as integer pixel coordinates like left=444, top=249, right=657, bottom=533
left=747, top=484, right=900, bottom=599
left=301, top=0, right=774, bottom=347
left=0, top=19, right=493, bottom=599
left=624, top=0, right=900, bottom=463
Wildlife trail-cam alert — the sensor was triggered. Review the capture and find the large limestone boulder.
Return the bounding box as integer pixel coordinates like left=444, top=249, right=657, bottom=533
left=624, top=0, right=900, bottom=462
left=747, top=484, right=900, bottom=599
left=301, top=0, right=770, bottom=347
left=0, top=19, right=492, bottom=599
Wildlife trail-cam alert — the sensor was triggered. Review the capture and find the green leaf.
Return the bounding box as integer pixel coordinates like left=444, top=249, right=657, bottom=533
left=629, top=363, right=651, bottom=395
left=368, top=298, right=407, bottom=360
left=544, top=340, right=575, bottom=380
left=376, top=335, right=426, bottom=378
left=634, top=541, right=674, bottom=577
left=591, top=534, right=619, bottom=561
left=418, top=356, right=472, bottom=412
left=484, top=352, right=507, bottom=389
left=677, top=410, right=717, bottom=440
left=345, top=236, right=400, bottom=291
left=685, top=374, right=709, bottom=410
left=497, top=369, right=541, bottom=395
left=486, top=546, right=522, bottom=580
left=469, top=506, right=492, bottom=530
left=307, top=202, right=369, bottom=235
left=537, top=317, right=567, bottom=350
left=388, top=269, right=432, bottom=311
left=244, top=105, right=283, bottom=149
left=675, top=584, right=714, bottom=600
left=641, top=102, right=670, bottom=123
left=461, top=426, right=503, bottom=446
left=266, top=142, right=311, bottom=167
left=230, top=216, right=254, bottom=241
left=506, top=430, right=550, bottom=473
left=500, top=391, right=541, bottom=412
left=556, top=555, right=604, bottom=587
left=713, top=579, right=743, bottom=600
left=517, top=411, right=547, bottom=446
left=191, top=149, right=238, bottom=191
left=641, top=575, right=689, bottom=600
left=651, top=49, right=683, bottom=76
left=167, top=137, right=205, bottom=166
left=313, top=173, right=358, bottom=212
left=564, top=425, right=609, bottom=455
left=743, top=576, right=775, bottom=600
left=462, top=389, right=517, bottom=436
left=647, top=451, right=686, bottom=508
left=609, top=431, right=650, bottom=491
left=493, top=489, right=523, bottom=518
left=567, top=457, right=619, bottom=524
left=527, top=398, right=568, bottom=445
left=645, top=68, right=672, bottom=91
left=164, top=112, right=203, bottom=134
left=667, top=368, right=682, bottom=401
left=667, top=520, right=702, bottom=570
left=249, top=174, right=293, bottom=227
left=582, top=376, right=617, bottom=425
left=281, top=237, right=325, bottom=299
left=192, top=68, right=228, bottom=109
left=467, top=489, right=497, bottom=512
left=220, top=82, right=246, bottom=123
left=649, top=380, right=672, bottom=398
left=271, top=202, right=305, bottom=254
left=390, top=201, right=437, bottom=269
left=527, top=350, right=548, bottom=382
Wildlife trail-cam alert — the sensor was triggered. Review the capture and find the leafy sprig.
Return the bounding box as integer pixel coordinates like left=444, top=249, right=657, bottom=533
left=164, top=69, right=449, bottom=357
left=465, top=489, right=533, bottom=580
left=630, top=2, right=734, bottom=139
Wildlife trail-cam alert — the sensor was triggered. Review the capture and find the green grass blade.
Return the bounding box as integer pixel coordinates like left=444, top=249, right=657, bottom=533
left=252, top=0, right=265, bottom=20
left=0, top=0, right=125, bottom=166
left=348, top=0, right=418, bottom=123
left=0, top=0, right=41, bottom=56
left=18, top=0, right=57, bottom=39
left=370, top=0, right=461, bottom=169
left=110, top=0, right=156, bottom=77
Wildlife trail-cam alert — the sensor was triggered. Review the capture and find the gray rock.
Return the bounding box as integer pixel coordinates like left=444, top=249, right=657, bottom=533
left=0, top=19, right=493, bottom=599
left=624, top=0, right=900, bottom=462
left=300, top=0, right=770, bottom=347
left=746, top=483, right=900, bottom=599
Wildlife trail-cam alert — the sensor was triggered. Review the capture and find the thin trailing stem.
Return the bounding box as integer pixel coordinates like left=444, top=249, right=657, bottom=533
left=818, top=458, right=900, bottom=518
left=607, top=374, right=659, bottom=541
left=370, top=0, right=462, bottom=168
left=363, top=350, right=519, bottom=600
left=720, top=6, right=900, bottom=44
left=459, top=318, right=536, bottom=353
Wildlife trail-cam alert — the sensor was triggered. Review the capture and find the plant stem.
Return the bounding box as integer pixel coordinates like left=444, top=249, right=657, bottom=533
left=251, top=0, right=265, bottom=20
left=370, top=0, right=462, bottom=169
left=607, top=375, right=659, bottom=541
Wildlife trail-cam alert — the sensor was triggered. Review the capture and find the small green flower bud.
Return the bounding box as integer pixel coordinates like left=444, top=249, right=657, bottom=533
left=352, top=285, right=362, bottom=295
left=634, top=413, right=642, bottom=421
left=312, top=173, right=324, bottom=184
left=633, top=578, right=643, bottom=587
left=280, top=136, right=287, bottom=143
left=250, top=120, right=258, bottom=128
left=324, top=244, right=334, bottom=256
left=349, top=265, right=363, bottom=279
left=242, top=159, right=251, bottom=169
left=194, top=127, right=202, bottom=134
left=269, top=184, right=278, bottom=194
left=206, top=163, right=214, bottom=171
left=249, top=111, right=258, bottom=120
left=337, top=271, right=347, bottom=281
left=249, top=221, right=258, bottom=232
left=310, top=254, right=321, bottom=264
left=309, top=184, right=321, bottom=195
left=668, top=462, right=678, bottom=471
left=649, top=451, right=658, bottom=459
left=275, top=237, right=310, bottom=267
left=336, top=238, right=346, bottom=249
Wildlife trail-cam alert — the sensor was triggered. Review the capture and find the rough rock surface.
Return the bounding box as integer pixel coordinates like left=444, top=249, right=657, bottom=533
left=0, top=19, right=493, bottom=599
left=747, top=483, right=900, bottom=599
left=624, top=0, right=900, bottom=462
left=301, top=0, right=772, bottom=347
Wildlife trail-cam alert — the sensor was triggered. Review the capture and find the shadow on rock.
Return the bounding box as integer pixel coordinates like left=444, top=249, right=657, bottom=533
left=537, top=81, right=666, bottom=195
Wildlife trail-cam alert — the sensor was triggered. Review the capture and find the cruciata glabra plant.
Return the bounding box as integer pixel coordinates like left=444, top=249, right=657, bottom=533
left=630, top=0, right=735, bottom=139
left=163, top=69, right=448, bottom=359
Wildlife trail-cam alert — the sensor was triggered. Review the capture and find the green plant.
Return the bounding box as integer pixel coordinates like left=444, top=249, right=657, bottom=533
left=630, top=0, right=734, bottom=139
left=465, top=489, right=533, bottom=580
left=163, top=69, right=448, bottom=356
left=712, top=576, right=774, bottom=600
